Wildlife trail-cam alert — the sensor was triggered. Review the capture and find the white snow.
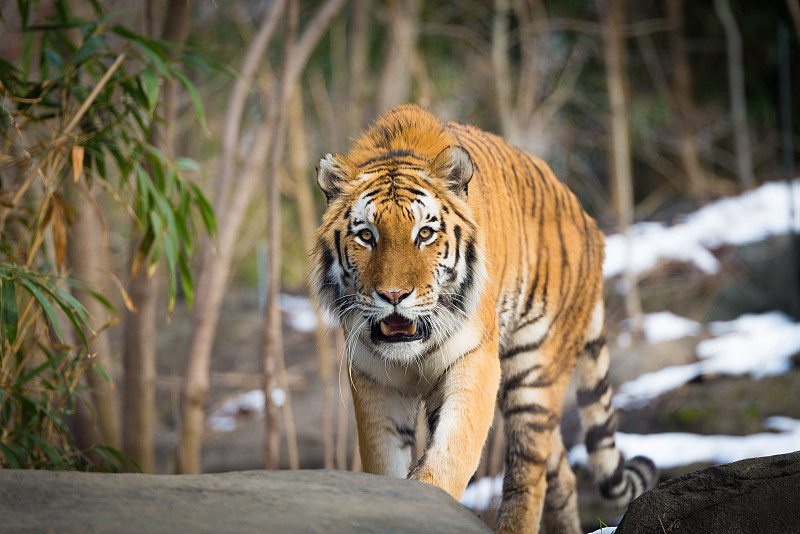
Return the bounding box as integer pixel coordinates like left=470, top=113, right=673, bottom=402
left=642, top=312, right=702, bottom=343
left=569, top=417, right=800, bottom=470
left=604, top=179, right=800, bottom=279
left=614, top=311, right=800, bottom=409
left=460, top=473, right=503, bottom=510
left=207, top=389, right=265, bottom=432
left=280, top=294, right=318, bottom=333
left=207, top=387, right=289, bottom=432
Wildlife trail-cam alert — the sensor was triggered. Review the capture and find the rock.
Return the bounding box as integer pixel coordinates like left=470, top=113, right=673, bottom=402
left=0, top=469, right=491, bottom=534
left=615, top=451, right=800, bottom=534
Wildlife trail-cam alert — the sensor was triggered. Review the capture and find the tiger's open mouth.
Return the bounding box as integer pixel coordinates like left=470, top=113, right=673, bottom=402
left=371, top=313, right=429, bottom=343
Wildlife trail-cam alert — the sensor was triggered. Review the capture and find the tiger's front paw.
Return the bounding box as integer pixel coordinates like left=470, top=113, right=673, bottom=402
left=408, top=464, right=436, bottom=486
left=408, top=463, right=466, bottom=499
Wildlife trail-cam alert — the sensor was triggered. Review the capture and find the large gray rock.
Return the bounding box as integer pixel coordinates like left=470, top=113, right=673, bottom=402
left=0, top=469, right=491, bottom=534
left=615, top=451, right=800, bottom=534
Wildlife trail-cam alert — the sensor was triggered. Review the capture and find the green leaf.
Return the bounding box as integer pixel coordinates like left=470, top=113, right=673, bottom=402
left=94, top=444, right=141, bottom=473
left=30, top=434, right=66, bottom=470
left=178, top=254, right=194, bottom=309
left=189, top=183, right=217, bottom=236
left=39, top=283, right=91, bottom=349
left=141, top=67, right=159, bottom=113
left=1, top=277, right=19, bottom=345
left=173, top=69, right=208, bottom=134
left=90, top=361, right=112, bottom=385
left=15, top=351, right=69, bottom=387
left=174, top=157, right=201, bottom=173
left=71, top=35, right=104, bottom=66
left=0, top=442, right=23, bottom=469
left=131, top=41, right=170, bottom=80
left=17, top=278, right=64, bottom=343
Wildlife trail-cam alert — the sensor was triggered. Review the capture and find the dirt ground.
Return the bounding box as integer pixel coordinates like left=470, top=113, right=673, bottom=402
left=151, top=287, right=800, bottom=531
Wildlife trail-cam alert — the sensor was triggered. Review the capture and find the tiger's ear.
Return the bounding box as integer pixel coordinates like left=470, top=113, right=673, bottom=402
left=317, top=153, right=357, bottom=203
left=431, top=146, right=474, bottom=197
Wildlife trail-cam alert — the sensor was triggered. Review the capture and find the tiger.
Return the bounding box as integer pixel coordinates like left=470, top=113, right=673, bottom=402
left=309, top=104, right=656, bottom=533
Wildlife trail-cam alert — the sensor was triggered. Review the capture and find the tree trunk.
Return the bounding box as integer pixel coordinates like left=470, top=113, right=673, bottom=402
left=262, top=0, right=297, bottom=471
left=375, top=0, right=422, bottom=112
left=122, top=266, right=157, bottom=472
left=287, top=92, right=336, bottom=468
left=347, top=0, right=372, bottom=137
left=666, top=0, right=710, bottom=199
left=600, top=0, right=642, bottom=334
left=492, top=0, right=514, bottom=139
left=178, top=0, right=286, bottom=475
left=177, top=0, right=346, bottom=474
left=714, top=0, right=755, bottom=190
left=123, top=0, right=191, bottom=473
left=67, top=183, right=121, bottom=452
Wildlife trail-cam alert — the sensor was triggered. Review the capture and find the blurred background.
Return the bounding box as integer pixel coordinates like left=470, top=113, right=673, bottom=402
left=1, top=0, right=799, bottom=530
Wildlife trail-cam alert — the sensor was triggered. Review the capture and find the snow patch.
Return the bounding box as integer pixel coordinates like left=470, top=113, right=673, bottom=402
left=207, top=389, right=265, bottom=432
left=280, top=294, right=318, bottom=333
left=604, top=180, right=800, bottom=279
left=643, top=312, right=702, bottom=343
left=614, top=312, right=800, bottom=409
left=569, top=417, right=800, bottom=470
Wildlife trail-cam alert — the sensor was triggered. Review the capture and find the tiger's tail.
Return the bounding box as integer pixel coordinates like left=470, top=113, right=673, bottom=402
left=575, top=300, right=658, bottom=508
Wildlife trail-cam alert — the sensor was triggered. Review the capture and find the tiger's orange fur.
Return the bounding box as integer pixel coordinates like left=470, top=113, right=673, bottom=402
left=310, top=105, right=656, bottom=533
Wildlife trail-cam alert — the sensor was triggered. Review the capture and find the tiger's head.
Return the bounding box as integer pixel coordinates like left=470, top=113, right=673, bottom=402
left=310, top=144, right=487, bottom=363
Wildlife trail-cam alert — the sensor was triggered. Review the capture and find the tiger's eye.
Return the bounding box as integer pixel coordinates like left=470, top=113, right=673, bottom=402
left=418, top=227, right=433, bottom=240
left=358, top=229, right=373, bottom=242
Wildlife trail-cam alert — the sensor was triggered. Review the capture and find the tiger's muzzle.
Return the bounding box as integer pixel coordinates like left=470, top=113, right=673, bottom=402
left=370, top=313, right=430, bottom=343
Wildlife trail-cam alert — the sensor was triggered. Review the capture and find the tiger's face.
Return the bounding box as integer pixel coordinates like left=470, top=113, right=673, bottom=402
left=311, top=146, right=486, bottom=363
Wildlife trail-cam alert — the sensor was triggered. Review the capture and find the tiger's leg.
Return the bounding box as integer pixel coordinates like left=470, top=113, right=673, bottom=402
left=542, top=426, right=581, bottom=534
left=350, top=370, right=420, bottom=478
left=408, top=340, right=501, bottom=499
left=496, top=341, right=574, bottom=534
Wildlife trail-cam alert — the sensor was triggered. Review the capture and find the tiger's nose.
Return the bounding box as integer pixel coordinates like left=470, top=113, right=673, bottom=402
left=376, top=288, right=412, bottom=305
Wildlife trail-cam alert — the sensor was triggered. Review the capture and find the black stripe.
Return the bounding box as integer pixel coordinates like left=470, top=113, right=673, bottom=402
left=500, top=333, right=548, bottom=360
left=504, top=403, right=551, bottom=417
left=583, top=336, right=606, bottom=360
left=577, top=371, right=610, bottom=408
left=502, top=365, right=542, bottom=394
left=332, top=230, right=348, bottom=274
left=598, top=457, right=627, bottom=499
left=585, top=418, right=617, bottom=454
left=453, top=225, right=462, bottom=265
left=396, top=425, right=416, bottom=448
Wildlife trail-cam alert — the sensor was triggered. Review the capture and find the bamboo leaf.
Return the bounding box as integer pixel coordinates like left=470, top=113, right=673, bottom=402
left=178, top=254, right=194, bottom=309
left=70, top=35, right=104, bottom=66
left=189, top=183, right=217, bottom=236
left=131, top=41, right=170, bottom=80
left=36, top=281, right=90, bottom=349
left=30, top=434, right=66, bottom=470
left=0, top=441, right=23, bottom=469
left=90, top=361, right=112, bottom=386
left=18, top=278, right=64, bottom=343
left=15, top=351, right=69, bottom=387
left=141, top=67, right=159, bottom=113
left=94, top=444, right=141, bottom=473
left=1, top=277, right=19, bottom=345
left=173, top=69, right=208, bottom=134
left=174, top=157, right=201, bottom=173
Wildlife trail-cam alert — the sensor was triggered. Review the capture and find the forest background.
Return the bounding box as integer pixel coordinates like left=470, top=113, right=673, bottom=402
left=1, top=0, right=799, bottom=527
